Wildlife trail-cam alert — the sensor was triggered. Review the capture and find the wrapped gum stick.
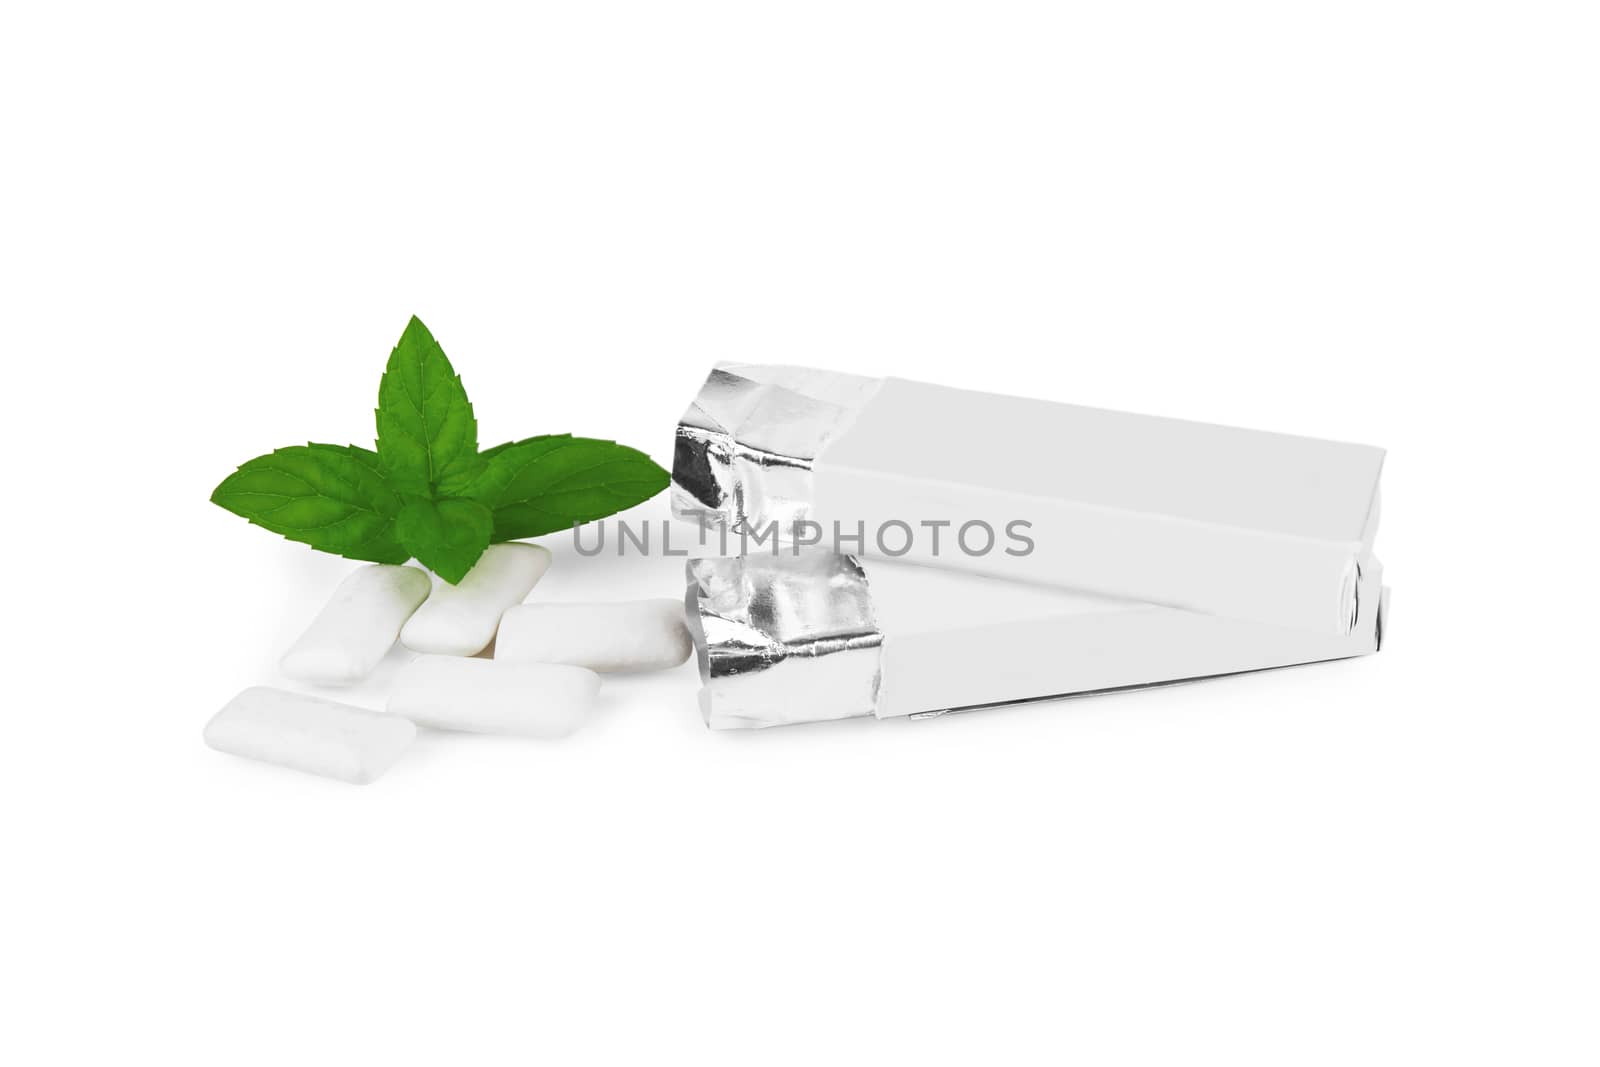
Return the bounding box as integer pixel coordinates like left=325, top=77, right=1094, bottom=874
left=687, top=552, right=1387, bottom=730
left=674, top=365, right=1384, bottom=636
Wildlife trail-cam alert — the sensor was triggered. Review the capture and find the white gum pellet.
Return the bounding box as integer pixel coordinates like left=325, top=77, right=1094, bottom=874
left=388, top=656, right=600, bottom=738
left=495, top=599, right=692, bottom=673
left=279, top=564, right=432, bottom=685
left=204, top=687, right=416, bottom=784
left=401, top=542, right=553, bottom=656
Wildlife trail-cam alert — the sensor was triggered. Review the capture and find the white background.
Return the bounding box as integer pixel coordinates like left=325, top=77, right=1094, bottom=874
left=4, top=2, right=1596, bottom=1064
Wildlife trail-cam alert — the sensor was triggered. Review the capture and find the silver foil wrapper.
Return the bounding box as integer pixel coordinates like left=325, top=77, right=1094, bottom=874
left=685, top=553, right=883, bottom=729
left=672, top=364, right=880, bottom=534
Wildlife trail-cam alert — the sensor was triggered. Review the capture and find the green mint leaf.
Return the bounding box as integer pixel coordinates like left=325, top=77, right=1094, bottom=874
left=463, top=436, right=670, bottom=540
left=394, top=496, right=493, bottom=583
left=211, top=444, right=409, bottom=564
left=375, top=316, right=478, bottom=495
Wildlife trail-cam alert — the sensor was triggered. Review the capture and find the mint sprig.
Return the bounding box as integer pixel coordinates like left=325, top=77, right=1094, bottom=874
left=211, top=316, right=669, bottom=582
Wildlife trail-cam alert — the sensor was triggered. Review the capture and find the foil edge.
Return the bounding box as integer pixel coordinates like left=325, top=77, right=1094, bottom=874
left=685, top=553, right=884, bottom=730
